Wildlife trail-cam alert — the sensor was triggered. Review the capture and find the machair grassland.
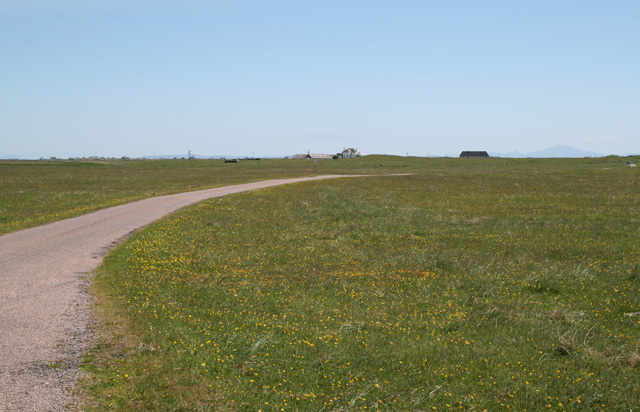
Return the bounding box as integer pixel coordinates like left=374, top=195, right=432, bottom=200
left=3, top=157, right=639, bottom=411
left=0, top=158, right=340, bottom=235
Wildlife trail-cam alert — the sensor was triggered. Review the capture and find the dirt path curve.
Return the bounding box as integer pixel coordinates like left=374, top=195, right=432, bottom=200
left=0, top=175, right=361, bottom=411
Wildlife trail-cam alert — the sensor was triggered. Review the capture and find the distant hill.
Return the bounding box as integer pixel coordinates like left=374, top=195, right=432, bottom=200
left=491, top=145, right=602, bottom=158
left=527, top=145, right=602, bottom=158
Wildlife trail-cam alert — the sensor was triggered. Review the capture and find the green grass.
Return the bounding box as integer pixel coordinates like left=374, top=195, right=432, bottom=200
left=68, top=156, right=640, bottom=411
left=0, top=158, right=318, bottom=234
left=0, top=155, right=470, bottom=235
left=0, top=155, right=630, bottom=235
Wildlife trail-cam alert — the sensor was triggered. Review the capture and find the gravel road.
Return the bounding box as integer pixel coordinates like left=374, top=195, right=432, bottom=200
left=0, top=176, right=355, bottom=411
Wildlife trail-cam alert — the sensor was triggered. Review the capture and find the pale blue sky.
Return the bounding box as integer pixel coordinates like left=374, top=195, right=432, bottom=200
left=1, top=1, right=638, bottom=158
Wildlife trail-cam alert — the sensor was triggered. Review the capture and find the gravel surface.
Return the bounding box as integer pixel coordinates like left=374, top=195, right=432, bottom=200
left=0, top=176, right=355, bottom=412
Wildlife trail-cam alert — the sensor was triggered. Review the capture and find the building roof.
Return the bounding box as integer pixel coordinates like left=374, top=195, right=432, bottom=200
left=459, top=151, right=489, bottom=158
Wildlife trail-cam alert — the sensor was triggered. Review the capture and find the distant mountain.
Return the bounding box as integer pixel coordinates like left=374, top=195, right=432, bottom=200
left=490, top=145, right=602, bottom=158
left=489, top=151, right=528, bottom=158
left=527, top=145, right=602, bottom=158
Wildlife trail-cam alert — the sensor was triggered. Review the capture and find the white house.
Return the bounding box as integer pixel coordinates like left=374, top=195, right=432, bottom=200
left=340, top=148, right=362, bottom=158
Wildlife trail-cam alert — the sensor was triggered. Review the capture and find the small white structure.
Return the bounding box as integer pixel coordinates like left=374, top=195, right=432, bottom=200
left=340, top=148, right=363, bottom=158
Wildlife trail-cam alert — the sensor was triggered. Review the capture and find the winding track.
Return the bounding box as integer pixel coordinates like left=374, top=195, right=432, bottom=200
left=0, top=176, right=359, bottom=411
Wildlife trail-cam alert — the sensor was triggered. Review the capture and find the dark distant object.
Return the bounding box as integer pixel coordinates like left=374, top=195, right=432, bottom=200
left=224, top=159, right=239, bottom=163
left=459, top=151, right=489, bottom=158
left=243, top=157, right=261, bottom=161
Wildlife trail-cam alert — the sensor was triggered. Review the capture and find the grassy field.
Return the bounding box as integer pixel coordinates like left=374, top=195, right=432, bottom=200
left=0, top=156, right=628, bottom=235
left=3, top=156, right=639, bottom=411
left=1, top=156, right=466, bottom=235
left=49, top=155, right=639, bottom=411
left=0, top=158, right=327, bottom=234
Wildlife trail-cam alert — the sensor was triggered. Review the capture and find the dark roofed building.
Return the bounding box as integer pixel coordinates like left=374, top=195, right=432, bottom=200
left=459, top=151, right=489, bottom=158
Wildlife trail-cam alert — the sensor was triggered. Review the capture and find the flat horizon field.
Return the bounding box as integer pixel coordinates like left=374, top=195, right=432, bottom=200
left=1, top=155, right=634, bottom=235
left=2, top=156, right=639, bottom=411
left=1, top=155, right=433, bottom=235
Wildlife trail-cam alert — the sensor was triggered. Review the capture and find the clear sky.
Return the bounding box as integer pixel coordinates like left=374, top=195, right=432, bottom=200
left=1, top=0, right=638, bottom=158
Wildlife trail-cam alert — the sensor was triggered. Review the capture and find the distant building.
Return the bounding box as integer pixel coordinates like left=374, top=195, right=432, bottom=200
left=459, top=151, right=489, bottom=158
left=340, top=148, right=363, bottom=158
